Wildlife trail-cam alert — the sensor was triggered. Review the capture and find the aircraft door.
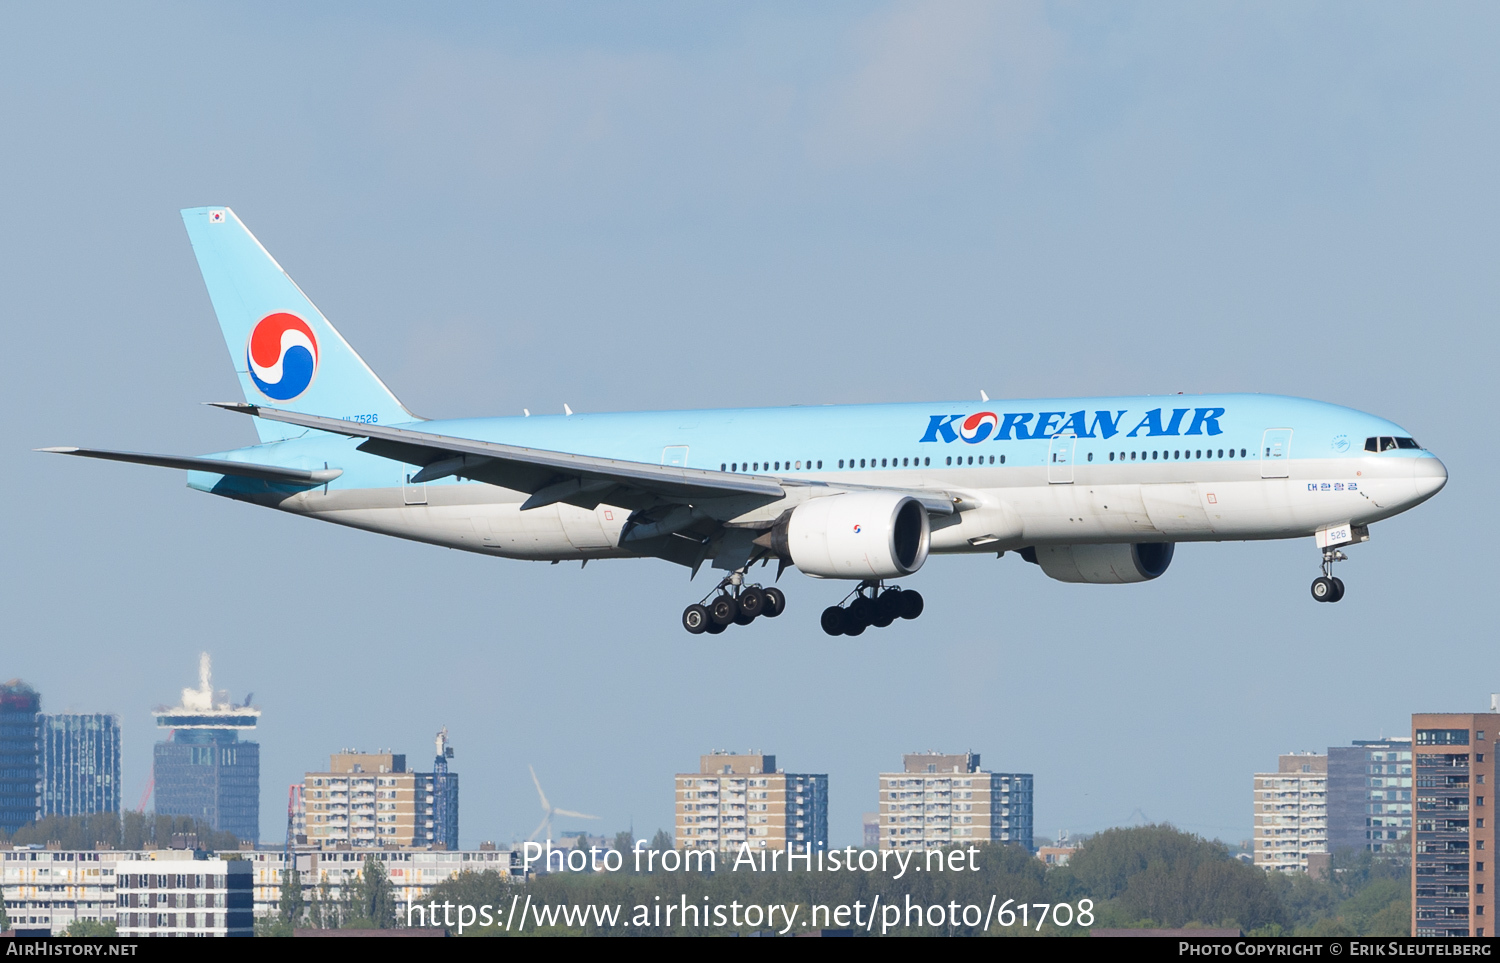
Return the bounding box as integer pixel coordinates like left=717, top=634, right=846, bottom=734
left=1048, top=433, right=1075, bottom=484
left=403, top=465, right=427, bottom=505
left=661, top=446, right=689, bottom=467
left=1260, top=429, right=1293, bottom=479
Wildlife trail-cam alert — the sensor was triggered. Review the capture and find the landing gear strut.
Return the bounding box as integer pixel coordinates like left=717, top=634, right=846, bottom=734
left=821, top=581, right=924, bottom=636
left=682, top=568, right=785, bottom=635
left=1310, top=549, right=1347, bottom=603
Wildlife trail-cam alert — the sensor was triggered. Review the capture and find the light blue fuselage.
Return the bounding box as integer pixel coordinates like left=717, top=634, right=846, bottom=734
left=189, top=392, right=1447, bottom=565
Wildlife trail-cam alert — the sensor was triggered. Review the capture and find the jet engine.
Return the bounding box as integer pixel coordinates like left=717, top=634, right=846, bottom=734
left=771, top=492, right=930, bottom=579
left=1023, top=542, right=1174, bottom=584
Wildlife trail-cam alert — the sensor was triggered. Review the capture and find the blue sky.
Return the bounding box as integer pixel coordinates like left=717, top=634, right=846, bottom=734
left=2, top=2, right=1496, bottom=846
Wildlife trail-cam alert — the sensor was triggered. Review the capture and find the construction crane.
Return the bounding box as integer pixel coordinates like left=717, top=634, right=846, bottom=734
left=285, top=784, right=303, bottom=858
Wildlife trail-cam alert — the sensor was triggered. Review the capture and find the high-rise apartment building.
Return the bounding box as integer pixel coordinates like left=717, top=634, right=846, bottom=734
left=114, top=856, right=254, bottom=937
left=1327, top=738, right=1411, bottom=857
left=676, top=752, right=828, bottom=853
left=877, top=752, right=1034, bottom=851
left=0, top=680, right=41, bottom=834
left=39, top=714, right=121, bottom=818
left=303, top=740, right=459, bottom=849
left=1411, top=703, right=1498, bottom=938
left=1252, top=752, right=1328, bottom=873
left=151, top=654, right=260, bottom=843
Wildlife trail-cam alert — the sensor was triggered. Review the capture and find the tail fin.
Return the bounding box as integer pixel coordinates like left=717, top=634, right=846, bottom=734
left=181, top=207, right=413, bottom=442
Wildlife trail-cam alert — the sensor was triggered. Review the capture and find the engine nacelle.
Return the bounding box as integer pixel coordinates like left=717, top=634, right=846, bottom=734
left=1027, top=542, right=1174, bottom=584
left=774, top=492, right=930, bottom=579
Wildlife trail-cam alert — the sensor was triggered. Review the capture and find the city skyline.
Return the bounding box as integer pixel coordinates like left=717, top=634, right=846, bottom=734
left=2, top=2, right=1496, bottom=849
left=6, top=664, right=1494, bottom=848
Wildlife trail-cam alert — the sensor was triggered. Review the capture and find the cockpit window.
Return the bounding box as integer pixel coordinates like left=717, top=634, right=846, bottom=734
left=1366, top=436, right=1422, bottom=452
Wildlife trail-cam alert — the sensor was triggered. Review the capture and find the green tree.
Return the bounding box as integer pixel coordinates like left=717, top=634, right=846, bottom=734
left=649, top=828, right=672, bottom=851
left=253, top=916, right=294, bottom=937
left=346, top=855, right=396, bottom=928
left=307, top=872, right=336, bottom=929
left=63, top=919, right=116, bottom=937
left=1, top=901, right=10, bottom=933
left=278, top=866, right=304, bottom=926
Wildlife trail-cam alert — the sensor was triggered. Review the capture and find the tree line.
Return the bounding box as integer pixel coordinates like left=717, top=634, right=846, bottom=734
left=0, top=812, right=239, bottom=853
left=414, top=825, right=1410, bottom=937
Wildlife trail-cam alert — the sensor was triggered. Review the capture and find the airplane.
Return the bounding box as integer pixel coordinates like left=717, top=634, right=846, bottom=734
left=42, top=208, right=1448, bottom=636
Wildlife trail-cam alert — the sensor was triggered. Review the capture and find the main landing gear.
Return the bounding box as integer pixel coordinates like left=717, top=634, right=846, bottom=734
left=821, top=581, right=924, bottom=636
left=682, top=570, right=786, bottom=635
left=1311, top=549, right=1347, bottom=603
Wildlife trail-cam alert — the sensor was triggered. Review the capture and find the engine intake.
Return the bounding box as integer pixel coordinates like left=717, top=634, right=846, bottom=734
left=1025, top=542, right=1174, bottom=584
left=772, top=492, right=930, bottom=579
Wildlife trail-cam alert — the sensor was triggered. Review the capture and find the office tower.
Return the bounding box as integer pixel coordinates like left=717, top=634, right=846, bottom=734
left=1411, top=703, right=1498, bottom=938
left=878, top=751, right=1034, bottom=851
left=152, top=654, right=260, bottom=843
left=39, top=713, right=122, bottom=817
left=1327, top=737, right=1412, bottom=856
left=1252, top=752, right=1328, bottom=872
left=303, top=741, right=458, bottom=849
left=676, top=751, right=828, bottom=853
left=0, top=680, right=41, bottom=834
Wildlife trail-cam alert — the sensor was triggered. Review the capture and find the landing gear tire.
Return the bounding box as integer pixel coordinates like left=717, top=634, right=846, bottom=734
left=873, top=590, right=902, bottom=628
left=824, top=581, right=925, bottom=635
left=738, top=587, right=766, bottom=619
left=762, top=587, right=786, bottom=618
left=710, top=595, right=740, bottom=625
left=682, top=604, right=710, bottom=635
left=705, top=619, right=728, bottom=635
left=1311, top=577, right=1336, bottom=602
left=1330, top=577, right=1345, bottom=602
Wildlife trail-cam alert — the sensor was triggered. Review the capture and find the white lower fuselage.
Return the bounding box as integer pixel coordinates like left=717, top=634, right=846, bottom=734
left=264, top=452, right=1446, bottom=563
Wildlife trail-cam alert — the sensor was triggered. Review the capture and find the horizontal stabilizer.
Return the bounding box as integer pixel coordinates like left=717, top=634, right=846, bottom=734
left=37, top=447, right=342, bottom=485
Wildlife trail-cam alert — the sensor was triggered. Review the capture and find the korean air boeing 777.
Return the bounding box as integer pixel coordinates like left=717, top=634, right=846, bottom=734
left=43, top=208, right=1448, bottom=635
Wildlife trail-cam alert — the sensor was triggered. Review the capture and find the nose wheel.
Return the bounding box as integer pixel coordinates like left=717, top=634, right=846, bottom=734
left=682, top=569, right=785, bottom=634
left=821, top=580, right=924, bottom=636
left=1311, top=550, right=1347, bottom=603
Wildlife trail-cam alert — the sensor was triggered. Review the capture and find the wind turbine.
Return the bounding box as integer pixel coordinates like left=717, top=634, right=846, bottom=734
left=528, top=765, right=600, bottom=843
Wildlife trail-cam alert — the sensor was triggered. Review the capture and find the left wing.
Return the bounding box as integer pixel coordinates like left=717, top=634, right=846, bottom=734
left=211, top=403, right=787, bottom=514
left=211, top=402, right=959, bottom=516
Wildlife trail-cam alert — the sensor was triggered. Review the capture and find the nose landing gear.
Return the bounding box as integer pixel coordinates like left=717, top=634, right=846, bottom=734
left=1311, top=549, right=1347, bottom=603
left=821, top=580, right=924, bottom=636
left=682, top=569, right=786, bottom=635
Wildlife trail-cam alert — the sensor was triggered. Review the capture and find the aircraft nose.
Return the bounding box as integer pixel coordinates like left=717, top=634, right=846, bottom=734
left=1412, top=454, right=1448, bottom=502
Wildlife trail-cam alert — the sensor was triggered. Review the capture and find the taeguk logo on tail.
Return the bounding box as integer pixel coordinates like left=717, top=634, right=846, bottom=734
left=246, top=312, right=319, bottom=400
